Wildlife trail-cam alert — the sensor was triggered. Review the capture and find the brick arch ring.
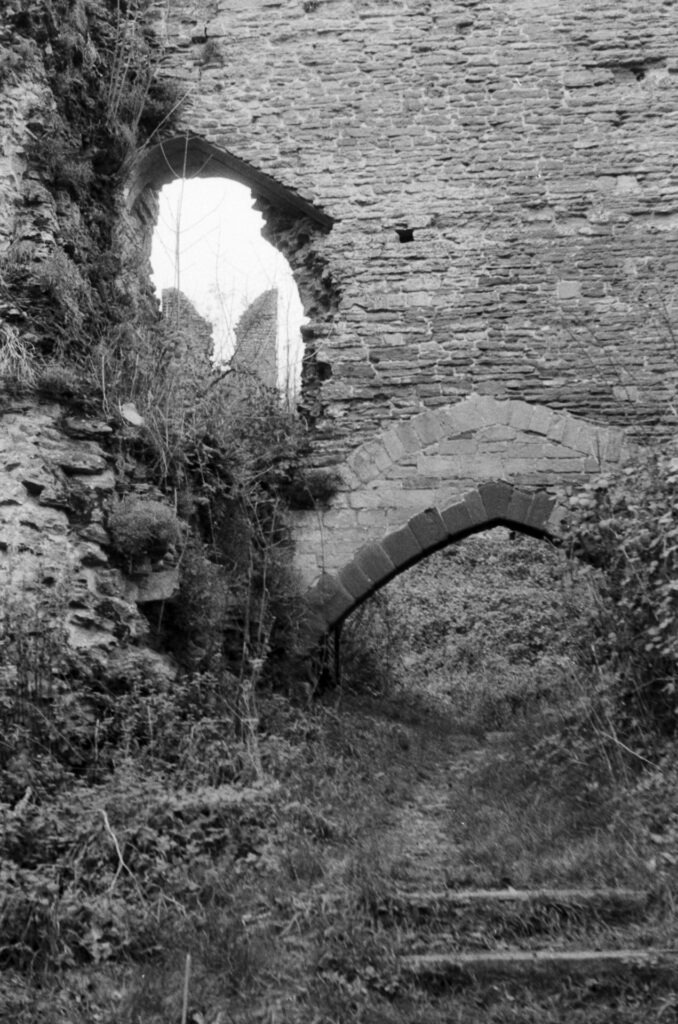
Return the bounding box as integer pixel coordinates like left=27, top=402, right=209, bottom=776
left=303, top=480, right=559, bottom=638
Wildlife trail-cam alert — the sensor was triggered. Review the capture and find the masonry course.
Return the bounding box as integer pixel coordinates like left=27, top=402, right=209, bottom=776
left=1, top=0, right=676, bottom=642
left=142, top=0, right=678, bottom=462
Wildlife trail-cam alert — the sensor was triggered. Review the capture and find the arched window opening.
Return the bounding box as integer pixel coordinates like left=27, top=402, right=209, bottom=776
left=150, top=176, right=308, bottom=406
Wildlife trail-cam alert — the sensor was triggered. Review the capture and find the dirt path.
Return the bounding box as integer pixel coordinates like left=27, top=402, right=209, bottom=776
left=374, top=724, right=485, bottom=891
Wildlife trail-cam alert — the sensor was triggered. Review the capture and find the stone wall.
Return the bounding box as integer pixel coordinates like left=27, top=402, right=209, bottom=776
left=292, top=393, right=633, bottom=590
left=0, top=400, right=150, bottom=657
left=232, top=287, right=278, bottom=388
left=161, top=287, right=214, bottom=364
left=143, top=0, right=678, bottom=459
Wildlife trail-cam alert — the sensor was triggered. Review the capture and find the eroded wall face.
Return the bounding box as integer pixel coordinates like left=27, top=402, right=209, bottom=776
left=150, top=0, right=678, bottom=456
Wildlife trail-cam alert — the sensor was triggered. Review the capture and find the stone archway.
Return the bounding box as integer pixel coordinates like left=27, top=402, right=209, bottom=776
left=292, top=394, right=634, bottom=593
left=303, top=480, right=559, bottom=636
left=294, top=394, right=636, bottom=638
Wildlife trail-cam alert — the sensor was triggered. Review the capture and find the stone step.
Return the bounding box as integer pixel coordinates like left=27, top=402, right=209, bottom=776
left=401, top=948, right=678, bottom=988
left=389, top=886, right=649, bottom=924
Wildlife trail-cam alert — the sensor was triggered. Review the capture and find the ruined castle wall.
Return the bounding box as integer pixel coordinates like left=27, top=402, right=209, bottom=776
left=148, top=0, right=678, bottom=457
left=232, top=287, right=278, bottom=388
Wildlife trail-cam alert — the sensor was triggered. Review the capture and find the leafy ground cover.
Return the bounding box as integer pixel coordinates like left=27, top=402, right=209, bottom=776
left=3, top=529, right=678, bottom=1022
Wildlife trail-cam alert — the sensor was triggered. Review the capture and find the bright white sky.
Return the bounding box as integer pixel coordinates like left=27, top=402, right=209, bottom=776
left=150, top=178, right=306, bottom=397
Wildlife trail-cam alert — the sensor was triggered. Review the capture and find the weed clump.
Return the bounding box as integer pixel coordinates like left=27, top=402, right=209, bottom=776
left=108, top=498, right=181, bottom=563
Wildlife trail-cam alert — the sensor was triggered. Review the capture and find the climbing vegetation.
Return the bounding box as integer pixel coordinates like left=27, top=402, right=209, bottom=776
left=562, top=451, right=678, bottom=736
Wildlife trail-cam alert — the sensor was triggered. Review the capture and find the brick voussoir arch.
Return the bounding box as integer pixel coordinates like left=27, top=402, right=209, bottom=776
left=304, top=481, right=559, bottom=634
left=342, top=395, right=628, bottom=489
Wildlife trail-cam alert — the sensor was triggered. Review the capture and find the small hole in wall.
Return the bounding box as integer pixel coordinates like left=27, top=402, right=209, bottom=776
left=303, top=0, right=320, bottom=11
left=396, top=227, right=415, bottom=243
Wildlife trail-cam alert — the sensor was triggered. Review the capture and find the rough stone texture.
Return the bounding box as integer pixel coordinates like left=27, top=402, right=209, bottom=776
left=0, top=402, right=149, bottom=654
left=303, top=474, right=568, bottom=630
left=2, top=0, right=676, bottom=650
left=161, top=287, right=214, bottom=364
left=292, top=394, right=633, bottom=590
left=0, top=400, right=179, bottom=664
left=232, top=287, right=278, bottom=388
left=138, top=0, right=678, bottom=458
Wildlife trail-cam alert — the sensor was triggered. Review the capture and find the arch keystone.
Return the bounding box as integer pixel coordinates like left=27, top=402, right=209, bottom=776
left=478, top=480, right=513, bottom=520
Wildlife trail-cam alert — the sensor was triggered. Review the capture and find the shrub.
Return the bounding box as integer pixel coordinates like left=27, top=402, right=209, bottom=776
left=108, top=498, right=182, bottom=563
left=562, top=453, right=678, bottom=733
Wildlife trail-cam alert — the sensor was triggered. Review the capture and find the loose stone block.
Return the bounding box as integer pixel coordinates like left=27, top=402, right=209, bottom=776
left=407, top=508, right=447, bottom=550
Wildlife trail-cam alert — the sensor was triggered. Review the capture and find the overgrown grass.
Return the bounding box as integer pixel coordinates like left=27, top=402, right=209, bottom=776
left=4, top=530, right=678, bottom=1023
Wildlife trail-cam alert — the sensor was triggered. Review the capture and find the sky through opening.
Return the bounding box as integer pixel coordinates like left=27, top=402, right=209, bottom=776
left=150, top=178, right=306, bottom=401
